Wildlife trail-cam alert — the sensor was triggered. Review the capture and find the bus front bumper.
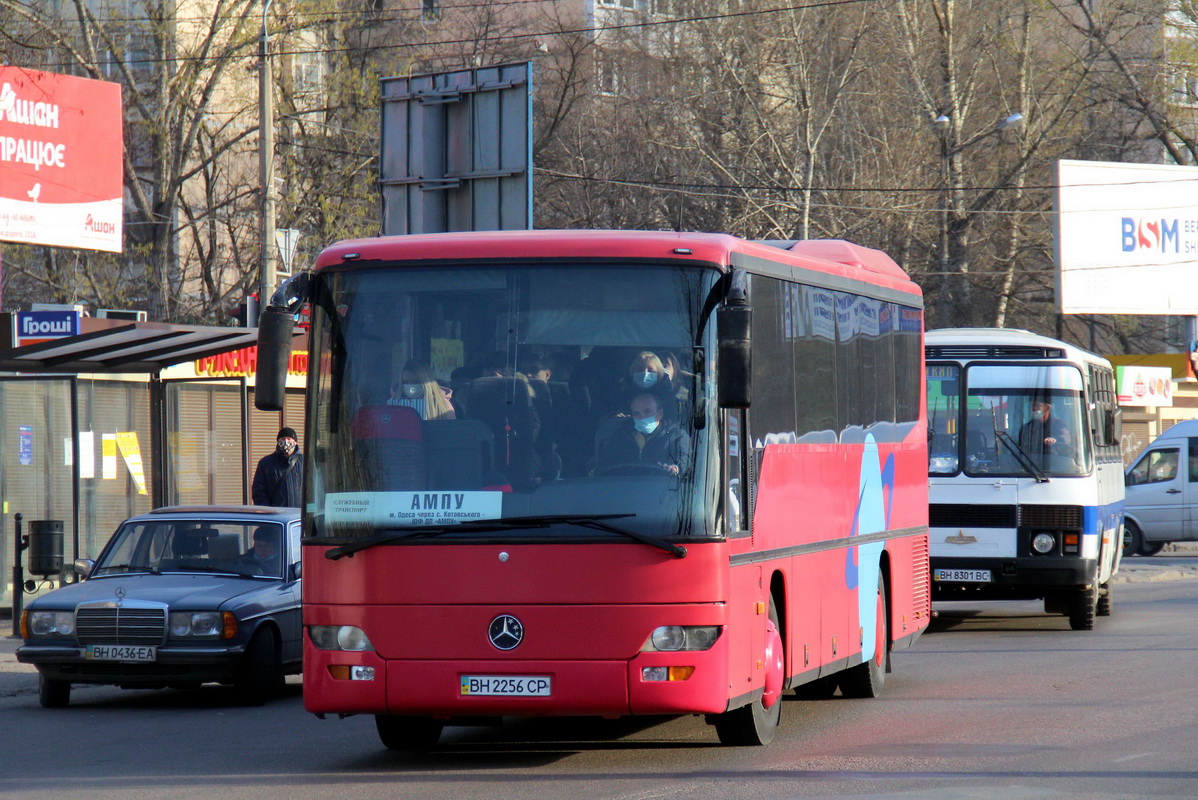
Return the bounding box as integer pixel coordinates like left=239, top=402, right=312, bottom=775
left=931, top=556, right=1099, bottom=600
left=303, top=643, right=733, bottom=718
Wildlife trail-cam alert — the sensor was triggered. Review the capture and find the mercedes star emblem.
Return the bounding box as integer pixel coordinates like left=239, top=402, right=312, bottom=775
left=114, top=586, right=126, bottom=600
left=488, top=614, right=524, bottom=651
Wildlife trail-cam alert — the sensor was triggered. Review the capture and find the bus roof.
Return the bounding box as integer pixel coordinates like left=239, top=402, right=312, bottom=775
left=926, top=327, right=1111, bottom=367
left=313, top=230, right=922, bottom=303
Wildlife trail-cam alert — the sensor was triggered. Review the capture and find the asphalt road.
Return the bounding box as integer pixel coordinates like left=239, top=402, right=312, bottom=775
left=1, top=555, right=1196, bottom=800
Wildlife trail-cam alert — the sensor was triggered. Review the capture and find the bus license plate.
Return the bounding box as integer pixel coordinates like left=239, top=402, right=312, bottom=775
left=460, top=675, right=552, bottom=696
left=87, top=644, right=157, bottom=662
left=934, top=569, right=991, bottom=583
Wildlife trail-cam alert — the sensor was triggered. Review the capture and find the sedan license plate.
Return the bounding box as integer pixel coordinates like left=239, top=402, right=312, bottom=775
left=460, top=675, right=551, bottom=697
left=934, top=569, right=992, bottom=583
left=87, top=644, right=157, bottom=662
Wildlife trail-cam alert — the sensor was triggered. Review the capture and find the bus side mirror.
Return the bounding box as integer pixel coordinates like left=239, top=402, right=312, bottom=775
left=717, top=304, right=752, bottom=408
left=256, top=307, right=294, bottom=411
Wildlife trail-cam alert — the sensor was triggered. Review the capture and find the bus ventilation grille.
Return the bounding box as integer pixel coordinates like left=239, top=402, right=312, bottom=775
left=1019, top=505, right=1083, bottom=529
left=925, top=345, right=1064, bottom=359
left=929, top=504, right=1018, bottom=528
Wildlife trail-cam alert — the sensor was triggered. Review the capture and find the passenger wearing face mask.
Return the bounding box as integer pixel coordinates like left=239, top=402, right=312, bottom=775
left=623, top=351, right=685, bottom=420
left=251, top=427, right=304, bottom=507
left=386, top=360, right=456, bottom=420
left=594, top=393, right=691, bottom=477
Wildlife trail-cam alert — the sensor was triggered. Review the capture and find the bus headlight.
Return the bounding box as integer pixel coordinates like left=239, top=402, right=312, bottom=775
left=1032, top=532, right=1056, bottom=554
left=309, top=625, right=375, bottom=651
left=642, top=625, right=721, bottom=652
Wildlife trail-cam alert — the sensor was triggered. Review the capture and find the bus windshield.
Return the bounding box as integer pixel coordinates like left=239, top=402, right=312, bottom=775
left=305, top=263, right=720, bottom=542
left=962, top=364, right=1090, bottom=478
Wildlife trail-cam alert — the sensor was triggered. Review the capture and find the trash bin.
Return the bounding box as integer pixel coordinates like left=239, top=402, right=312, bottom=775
left=27, top=520, right=64, bottom=577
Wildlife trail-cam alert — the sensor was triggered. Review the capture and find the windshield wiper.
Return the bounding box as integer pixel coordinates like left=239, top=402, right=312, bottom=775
left=94, top=563, right=159, bottom=576
left=325, top=513, right=686, bottom=560
left=994, top=430, right=1049, bottom=483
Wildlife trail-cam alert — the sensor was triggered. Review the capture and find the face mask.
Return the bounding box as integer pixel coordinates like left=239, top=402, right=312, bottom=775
left=634, top=370, right=659, bottom=388
left=402, top=383, right=425, bottom=399
left=277, top=439, right=296, bottom=456
left=634, top=416, right=660, bottom=435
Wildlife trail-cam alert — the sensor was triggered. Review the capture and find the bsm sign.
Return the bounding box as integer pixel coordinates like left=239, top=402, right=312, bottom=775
left=14, top=310, right=81, bottom=346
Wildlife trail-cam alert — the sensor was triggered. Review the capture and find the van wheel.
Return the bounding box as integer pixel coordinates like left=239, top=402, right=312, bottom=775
left=1140, top=541, right=1165, bottom=557
left=1068, top=583, right=1098, bottom=631
left=714, top=596, right=782, bottom=746
left=1122, top=523, right=1142, bottom=557
left=38, top=673, right=70, bottom=708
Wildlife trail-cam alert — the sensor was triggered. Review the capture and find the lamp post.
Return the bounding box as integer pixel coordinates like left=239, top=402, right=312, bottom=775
left=258, top=0, right=276, bottom=319
left=935, top=112, right=1024, bottom=327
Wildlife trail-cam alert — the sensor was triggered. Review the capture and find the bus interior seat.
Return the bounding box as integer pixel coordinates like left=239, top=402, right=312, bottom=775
left=423, top=419, right=495, bottom=490
left=350, top=405, right=426, bottom=490
left=466, top=376, right=541, bottom=489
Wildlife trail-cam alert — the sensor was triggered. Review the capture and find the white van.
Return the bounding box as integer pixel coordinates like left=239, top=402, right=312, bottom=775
left=1124, top=418, right=1198, bottom=555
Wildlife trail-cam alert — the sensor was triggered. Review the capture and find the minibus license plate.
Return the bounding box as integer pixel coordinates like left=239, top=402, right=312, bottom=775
left=87, top=645, right=157, bottom=662
left=460, top=675, right=552, bottom=696
left=934, top=569, right=991, bottom=583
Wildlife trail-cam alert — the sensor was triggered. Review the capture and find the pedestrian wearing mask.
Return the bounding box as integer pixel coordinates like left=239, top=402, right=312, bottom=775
left=251, top=427, right=304, bottom=507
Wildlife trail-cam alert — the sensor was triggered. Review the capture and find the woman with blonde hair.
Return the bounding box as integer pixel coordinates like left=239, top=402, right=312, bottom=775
left=388, top=360, right=456, bottom=420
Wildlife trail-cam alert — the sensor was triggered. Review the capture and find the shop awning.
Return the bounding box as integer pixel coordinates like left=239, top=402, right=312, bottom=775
left=0, top=316, right=259, bottom=373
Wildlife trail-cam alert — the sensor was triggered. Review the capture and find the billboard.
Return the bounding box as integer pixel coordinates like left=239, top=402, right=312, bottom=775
left=1054, top=159, right=1198, bottom=315
left=1115, top=365, right=1173, bottom=407
left=0, top=67, right=123, bottom=252
left=380, top=63, right=531, bottom=235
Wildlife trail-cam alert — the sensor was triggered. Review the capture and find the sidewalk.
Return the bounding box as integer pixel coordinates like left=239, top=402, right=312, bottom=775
left=0, top=631, right=37, bottom=698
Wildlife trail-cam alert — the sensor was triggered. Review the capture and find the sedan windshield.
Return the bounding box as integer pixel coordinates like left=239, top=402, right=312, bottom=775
left=95, top=521, right=287, bottom=579
left=306, top=263, right=720, bottom=542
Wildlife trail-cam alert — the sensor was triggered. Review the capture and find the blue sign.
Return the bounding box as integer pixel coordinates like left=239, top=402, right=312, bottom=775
left=18, top=425, right=32, bottom=466
left=14, top=310, right=81, bottom=344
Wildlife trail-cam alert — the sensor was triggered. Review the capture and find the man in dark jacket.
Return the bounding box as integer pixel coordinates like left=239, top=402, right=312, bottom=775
left=252, top=427, right=303, bottom=507
left=595, top=393, right=690, bottom=476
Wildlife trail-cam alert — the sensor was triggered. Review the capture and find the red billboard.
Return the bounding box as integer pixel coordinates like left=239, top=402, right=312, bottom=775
left=0, top=67, right=123, bottom=252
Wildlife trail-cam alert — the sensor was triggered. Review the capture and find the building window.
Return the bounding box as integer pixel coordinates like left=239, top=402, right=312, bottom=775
left=598, top=0, right=636, bottom=9
left=422, top=0, right=441, bottom=22
left=293, top=51, right=326, bottom=99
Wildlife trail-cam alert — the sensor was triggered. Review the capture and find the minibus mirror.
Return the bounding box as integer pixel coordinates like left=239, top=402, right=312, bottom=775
left=1109, top=407, right=1122, bottom=445
left=717, top=304, right=752, bottom=408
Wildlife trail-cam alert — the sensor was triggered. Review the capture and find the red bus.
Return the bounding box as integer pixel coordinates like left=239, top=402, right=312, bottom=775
left=255, top=230, right=930, bottom=748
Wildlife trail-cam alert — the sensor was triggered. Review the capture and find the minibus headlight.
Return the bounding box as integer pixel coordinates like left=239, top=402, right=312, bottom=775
left=642, top=625, right=721, bottom=652
left=1032, top=532, right=1056, bottom=554
left=309, top=625, right=375, bottom=651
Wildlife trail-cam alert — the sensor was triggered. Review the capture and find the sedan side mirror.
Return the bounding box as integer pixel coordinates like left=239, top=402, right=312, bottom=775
left=73, top=558, right=95, bottom=579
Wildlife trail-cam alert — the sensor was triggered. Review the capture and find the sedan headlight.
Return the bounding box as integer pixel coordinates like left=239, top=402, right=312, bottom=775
left=25, top=610, right=75, bottom=637
left=641, top=625, right=721, bottom=652
left=169, top=611, right=231, bottom=638
left=308, top=625, right=375, bottom=651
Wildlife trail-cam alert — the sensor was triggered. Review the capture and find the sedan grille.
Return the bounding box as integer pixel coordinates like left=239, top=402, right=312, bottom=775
left=76, top=604, right=167, bottom=646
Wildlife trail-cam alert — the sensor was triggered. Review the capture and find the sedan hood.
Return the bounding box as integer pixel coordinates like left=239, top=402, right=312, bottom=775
left=26, top=573, right=277, bottom=611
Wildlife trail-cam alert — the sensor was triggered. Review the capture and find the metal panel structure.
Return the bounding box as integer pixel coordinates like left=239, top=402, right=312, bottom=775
left=380, top=63, right=532, bottom=235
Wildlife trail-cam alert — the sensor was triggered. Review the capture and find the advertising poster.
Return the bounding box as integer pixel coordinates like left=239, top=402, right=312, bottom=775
left=18, top=424, right=32, bottom=466
left=0, top=66, right=124, bottom=252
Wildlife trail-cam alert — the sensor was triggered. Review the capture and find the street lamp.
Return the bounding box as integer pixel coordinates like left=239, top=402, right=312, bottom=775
left=258, top=0, right=276, bottom=321
left=935, top=110, right=1025, bottom=326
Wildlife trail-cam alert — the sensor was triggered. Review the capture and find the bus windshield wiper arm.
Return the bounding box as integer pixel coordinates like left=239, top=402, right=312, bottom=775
left=558, top=517, right=687, bottom=559
left=994, top=430, right=1049, bottom=483
left=324, top=513, right=644, bottom=560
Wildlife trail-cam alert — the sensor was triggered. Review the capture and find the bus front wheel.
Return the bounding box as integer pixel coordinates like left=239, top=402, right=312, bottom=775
left=376, top=716, right=443, bottom=750
left=1068, top=583, right=1099, bottom=631
left=713, top=597, right=782, bottom=746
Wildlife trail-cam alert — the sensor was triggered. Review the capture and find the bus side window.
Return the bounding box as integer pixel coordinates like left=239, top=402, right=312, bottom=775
left=726, top=410, right=746, bottom=533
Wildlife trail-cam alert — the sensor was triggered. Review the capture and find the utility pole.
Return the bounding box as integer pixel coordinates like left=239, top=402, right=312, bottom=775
left=258, top=0, right=276, bottom=321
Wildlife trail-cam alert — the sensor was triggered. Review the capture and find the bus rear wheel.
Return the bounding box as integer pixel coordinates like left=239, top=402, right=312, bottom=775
left=376, top=716, right=443, bottom=750
left=839, top=569, right=888, bottom=699
left=714, top=596, right=782, bottom=746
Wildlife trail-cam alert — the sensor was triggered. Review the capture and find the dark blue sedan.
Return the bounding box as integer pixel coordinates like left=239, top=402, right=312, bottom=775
left=17, top=505, right=301, bottom=707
